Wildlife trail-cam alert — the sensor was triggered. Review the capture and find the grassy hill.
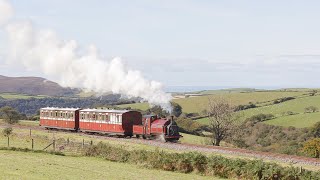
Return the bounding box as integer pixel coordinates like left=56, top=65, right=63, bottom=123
left=264, top=112, right=320, bottom=128
left=0, top=75, right=78, bottom=96
left=198, top=95, right=320, bottom=127
left=118, top=91, right=306, bottom=114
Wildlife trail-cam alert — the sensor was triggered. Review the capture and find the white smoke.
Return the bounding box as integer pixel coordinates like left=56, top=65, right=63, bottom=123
left=0, top=0, right=172, bottom=111
left=0, top=0, right=13, bottom=26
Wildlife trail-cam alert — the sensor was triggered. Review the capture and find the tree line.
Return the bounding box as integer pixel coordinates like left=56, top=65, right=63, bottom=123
left=0, top=95, right=135, bottom=115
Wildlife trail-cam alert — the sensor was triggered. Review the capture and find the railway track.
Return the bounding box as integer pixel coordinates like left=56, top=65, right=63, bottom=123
left=2, top=123, right=320, bottom=167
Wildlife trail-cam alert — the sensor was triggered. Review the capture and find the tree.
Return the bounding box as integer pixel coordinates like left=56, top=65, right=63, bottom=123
left=2, top=127, right=12, bottom=137
left=144, top=105, right=169, bottom=117
left=207, top=97, right=240, bottom=146
left=302, top=138, right=320, bottom=158
left=0, top=106, right=20, bottom=124
left=171, top=102, right=182, bottom=117
left=304, top=106, right=319, bottom=113
left=2, top=127, right=13, bottom=147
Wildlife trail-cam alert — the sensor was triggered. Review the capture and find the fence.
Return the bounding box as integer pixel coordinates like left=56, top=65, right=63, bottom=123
left=0, top=129, right=95, bottom=155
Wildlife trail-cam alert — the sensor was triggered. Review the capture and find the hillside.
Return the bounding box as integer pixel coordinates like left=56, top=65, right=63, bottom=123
left=118, top=91, right=306, bottom=113
left=0, top=75, right=78, bottom=96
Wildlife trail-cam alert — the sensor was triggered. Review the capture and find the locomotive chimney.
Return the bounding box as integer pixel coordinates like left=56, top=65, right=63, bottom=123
left=171, top=115, right=174, bottom=123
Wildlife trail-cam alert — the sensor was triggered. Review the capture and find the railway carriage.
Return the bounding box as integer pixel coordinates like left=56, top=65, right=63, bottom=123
left=39, top=107, right=80, bottom=131
left=78, top=109, right=142, bottom=136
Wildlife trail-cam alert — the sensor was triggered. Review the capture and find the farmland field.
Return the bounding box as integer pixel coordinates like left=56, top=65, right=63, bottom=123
left=0, top=150, right=217, bottom=180
left=197, top=94, right=320, bottom=127
left=0, top=93, right=47, bottom=99
left=264, top=112, right=320, bottom=128
left=118, top=91, right=306, bottom=113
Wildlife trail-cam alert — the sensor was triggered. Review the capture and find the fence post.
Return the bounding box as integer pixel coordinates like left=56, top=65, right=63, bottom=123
left=32, top=139, right=34, bottom=150
left=67, top=138, right=69, bottom=145
left=82, top=139, right=84, bottom=148
left=90, top=140, right=93, bottom=146
left=7, top=136, right=9, bottom=147
left=29, top=129, right=32, bottom=137
left=53, top=140, right=56, bottom=151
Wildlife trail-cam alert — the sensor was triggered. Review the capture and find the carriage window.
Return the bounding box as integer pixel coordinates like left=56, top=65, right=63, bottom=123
left=55, top=112, right=58, bottom=117
left=92, top=113, right=96, bottom=120
left=106, top=115, right=109, bottom=122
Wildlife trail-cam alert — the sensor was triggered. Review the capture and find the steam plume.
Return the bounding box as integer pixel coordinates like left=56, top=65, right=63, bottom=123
left=0, top=0, right=13, bottom=26
left=0, top=0, right=172, bottom=111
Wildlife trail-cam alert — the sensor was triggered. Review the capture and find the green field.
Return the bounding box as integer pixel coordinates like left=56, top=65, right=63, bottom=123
left=0, top=150, right=217, bottom=180
left=240, top=95, right=320, bottom=127
left=0, top=93, right=47, bottom=99
left=179, top=133, right=210, bottom=145
left=264, top=112, right=320, bottom=128
left=118, top=91, right=306, bottom=114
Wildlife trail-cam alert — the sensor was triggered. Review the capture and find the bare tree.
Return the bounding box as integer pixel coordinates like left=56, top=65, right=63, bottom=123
left=207, top=97, right=240, bottom=146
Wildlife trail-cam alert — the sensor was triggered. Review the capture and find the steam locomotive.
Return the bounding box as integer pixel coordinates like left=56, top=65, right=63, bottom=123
left=39, top=107, right=181, bottom=142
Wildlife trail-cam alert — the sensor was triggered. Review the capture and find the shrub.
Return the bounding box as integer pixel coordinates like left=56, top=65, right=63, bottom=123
left=281, top=111, right=296, bottom=116
left=302, top=138, right=320, bottom=158
left=246, top=113, right=275, bottom=123
left=2, top=127, right=13, bottom=137
left=234, top=103, right=256, bottom=111
left=273, top=97, right=295, bottom=104
left=304, top=106, right=319, bottom=113
left=83, top=142, right=320, bottom=179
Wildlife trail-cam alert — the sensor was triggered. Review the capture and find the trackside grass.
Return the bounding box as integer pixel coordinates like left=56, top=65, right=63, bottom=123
left=0, top=150, right=216, bottom=180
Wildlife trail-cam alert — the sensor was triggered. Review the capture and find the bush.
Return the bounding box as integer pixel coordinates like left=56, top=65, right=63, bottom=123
left=281, top=111, right=296, bottom=116
left=83, top=142, right=320, bottom=179
left=273, top=97, right=295, bottom=104
left=2, top=127, right=13, bottom=137
left=304, top=106, right=319, bottom=113
left=246, top=113, right=275, bottom=123
left=175, top=117, right=205, bottom=135
left=234, top=103, right=256, bottom=111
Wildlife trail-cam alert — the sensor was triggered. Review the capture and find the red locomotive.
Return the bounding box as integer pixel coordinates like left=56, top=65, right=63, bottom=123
left=39, top=107, right=181, bottom=142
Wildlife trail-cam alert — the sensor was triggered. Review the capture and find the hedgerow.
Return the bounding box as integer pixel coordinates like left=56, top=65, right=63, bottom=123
left=84, top=142, right=320, bottom=179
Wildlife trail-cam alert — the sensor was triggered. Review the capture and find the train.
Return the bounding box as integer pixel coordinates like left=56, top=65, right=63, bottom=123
left=39, top=107, right=182, bottom=142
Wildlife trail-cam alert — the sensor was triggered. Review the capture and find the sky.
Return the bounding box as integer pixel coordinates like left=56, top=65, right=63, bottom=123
left=1, top=0, right=320, bottom=88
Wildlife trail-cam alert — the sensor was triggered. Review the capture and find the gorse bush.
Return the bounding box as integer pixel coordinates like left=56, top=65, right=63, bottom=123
left=84, top=142, right=320, bottom=179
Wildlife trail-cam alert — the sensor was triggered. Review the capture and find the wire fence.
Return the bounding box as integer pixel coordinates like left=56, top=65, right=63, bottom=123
left=0, top=129, right=95, bottom=155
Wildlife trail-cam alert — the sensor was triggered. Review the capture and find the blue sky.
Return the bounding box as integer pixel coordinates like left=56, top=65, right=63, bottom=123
left=1, top=0, right=320, bottom=88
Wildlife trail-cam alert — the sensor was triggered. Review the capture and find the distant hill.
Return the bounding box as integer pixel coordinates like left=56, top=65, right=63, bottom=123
left=0, top=75, right=78, bottom=96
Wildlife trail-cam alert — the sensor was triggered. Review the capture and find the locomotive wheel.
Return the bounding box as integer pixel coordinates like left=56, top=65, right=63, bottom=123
left=136, top=135, right=140, bottom=138
left=142, top=135, right=146, bottom=139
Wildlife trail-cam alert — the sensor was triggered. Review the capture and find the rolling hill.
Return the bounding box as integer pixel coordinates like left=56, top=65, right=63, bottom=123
left=0, top=75, right=78, bottom=96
